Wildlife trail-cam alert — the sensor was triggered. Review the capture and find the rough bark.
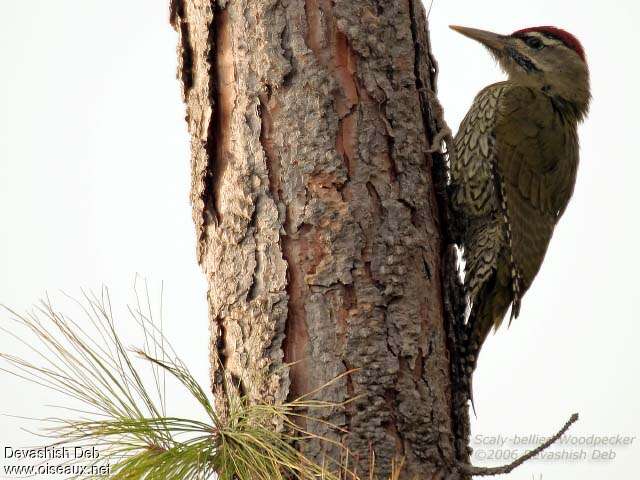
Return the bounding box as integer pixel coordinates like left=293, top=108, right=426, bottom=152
left=171, top=1, right=470, bottom=478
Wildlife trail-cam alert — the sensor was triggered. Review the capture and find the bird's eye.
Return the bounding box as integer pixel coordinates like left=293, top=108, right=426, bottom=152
left=525, top=37, right=544, bottom=50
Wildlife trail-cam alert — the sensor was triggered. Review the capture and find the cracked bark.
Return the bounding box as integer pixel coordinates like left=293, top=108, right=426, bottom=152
left=172, top=0, right=470, bottom=478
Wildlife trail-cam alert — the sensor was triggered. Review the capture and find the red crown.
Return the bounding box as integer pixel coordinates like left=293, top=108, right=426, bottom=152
left=513, top=26, right=585, bottom=61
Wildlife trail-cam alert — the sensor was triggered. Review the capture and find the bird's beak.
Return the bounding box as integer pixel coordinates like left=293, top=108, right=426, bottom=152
left=449, top=25, right=506, bottom=52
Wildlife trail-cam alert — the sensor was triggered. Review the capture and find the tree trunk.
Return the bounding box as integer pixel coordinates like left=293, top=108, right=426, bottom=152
left=171, top=0, right=470, bottom=478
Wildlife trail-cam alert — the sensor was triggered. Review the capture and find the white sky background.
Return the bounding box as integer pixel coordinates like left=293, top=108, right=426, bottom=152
left=0, top=1, right=638, bottom=479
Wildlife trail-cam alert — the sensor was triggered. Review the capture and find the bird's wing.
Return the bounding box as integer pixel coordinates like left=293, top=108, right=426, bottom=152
left=495, top=86, right=579, bottom=304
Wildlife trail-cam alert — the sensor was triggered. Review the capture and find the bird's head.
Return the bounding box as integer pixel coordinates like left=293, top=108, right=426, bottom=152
left=450, top=25, right=590, bottom=119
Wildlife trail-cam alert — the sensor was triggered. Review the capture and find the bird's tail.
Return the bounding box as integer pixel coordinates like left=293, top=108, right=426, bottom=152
left=460, top=277, right=513, bottom=412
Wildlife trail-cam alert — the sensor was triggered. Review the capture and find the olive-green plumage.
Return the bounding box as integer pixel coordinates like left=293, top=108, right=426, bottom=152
left=449, top=25, right=590, bottom=380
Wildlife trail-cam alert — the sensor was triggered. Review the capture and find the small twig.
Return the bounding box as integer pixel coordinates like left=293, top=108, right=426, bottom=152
left=457, top=413, right=579, bottom=477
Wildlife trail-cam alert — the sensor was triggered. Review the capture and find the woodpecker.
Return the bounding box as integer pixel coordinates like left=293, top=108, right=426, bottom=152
left=448, top=25, right=590, bottom=390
